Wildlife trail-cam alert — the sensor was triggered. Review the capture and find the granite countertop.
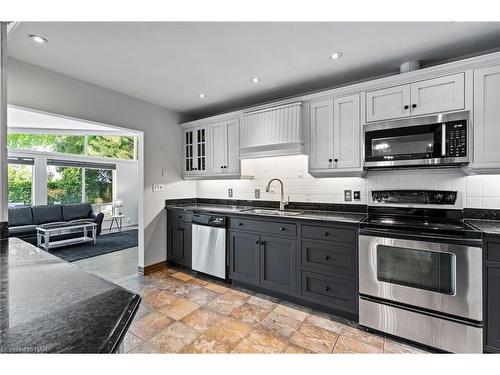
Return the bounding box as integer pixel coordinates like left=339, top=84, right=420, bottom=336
left=0, top=238, right=141, bottom=353
left=166, top=204, right=366, bottom=224
left=466, top=219, right=500, bottom=238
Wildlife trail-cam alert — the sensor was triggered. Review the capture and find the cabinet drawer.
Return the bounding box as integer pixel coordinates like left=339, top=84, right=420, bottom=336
left=301, top=224, right=356, bottom=244
left=168, top=210, right=192, bottom=223
left=230, top=217, right=296, bottom=237
left=487, top=241, right=500, bottom=263
left=301, top=270, right=357, bottom=312
left=301, top=240, right=356, bottom=278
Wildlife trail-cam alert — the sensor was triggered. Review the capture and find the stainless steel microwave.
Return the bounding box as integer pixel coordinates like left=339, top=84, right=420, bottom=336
left=363, top=111, right=469, bottom=169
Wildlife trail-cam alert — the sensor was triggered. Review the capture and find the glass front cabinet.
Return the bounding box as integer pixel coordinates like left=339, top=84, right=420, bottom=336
left=183, top=125, right=209, bottom=177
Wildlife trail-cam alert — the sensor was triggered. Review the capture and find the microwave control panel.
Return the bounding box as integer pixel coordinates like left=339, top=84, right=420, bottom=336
left=446, top=121, right=467, bottom=157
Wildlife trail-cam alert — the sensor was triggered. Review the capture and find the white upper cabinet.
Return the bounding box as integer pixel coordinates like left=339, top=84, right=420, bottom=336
left=240, top=102, right=304, bottom=158
left=226, top=120, right=240, bottom=175
left=309, top=94, right=362, bottom=176
left=471, top=65, right=500, bottom=170
left=309, top=99, right=334, bottom=170
left=366, top=85, right=410, bottom=122
left=208, top=119, right=240, bottom=176
left=365, top=73, right=465, bottom=122
left=182, top=125, right=208, bottom=177
left=410, top=73, right=465, bottom=116
left=333, top=94, right=361, bottom=169
left=209, top=121, right=227, bottom=175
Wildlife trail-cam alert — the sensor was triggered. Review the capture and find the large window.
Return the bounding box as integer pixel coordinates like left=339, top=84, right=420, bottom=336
left=47, top=161, right=115, bottom=206
left=8, top=133, right=136, bottom=160
left=8, top=134, right=85, bottom=155
left=47, top=166, right=83, bottom=204
left=8, top=163, right=33, bottom=207
left=87, top=135, right=135, bottom=160
left=85, top=168, right=113, bottom=204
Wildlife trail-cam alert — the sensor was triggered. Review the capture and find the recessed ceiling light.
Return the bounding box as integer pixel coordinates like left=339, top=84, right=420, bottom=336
left=251, top=77, right=260, bottom=83
left=199, top=93, right=206, bottom=99
left=329, top=52, right=343, bottom=60
left=29, top=34, right=48, bottom=44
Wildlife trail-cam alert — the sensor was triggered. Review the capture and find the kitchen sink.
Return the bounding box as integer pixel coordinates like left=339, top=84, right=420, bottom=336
left=244, top=208, right=304, bottom=216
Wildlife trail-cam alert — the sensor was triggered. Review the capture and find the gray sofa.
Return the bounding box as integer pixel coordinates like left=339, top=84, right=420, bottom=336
left=8, top=203, right=104, bottom=245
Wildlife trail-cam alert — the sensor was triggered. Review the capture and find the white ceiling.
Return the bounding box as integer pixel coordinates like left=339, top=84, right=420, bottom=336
left=8, top=22, right=500, bottom=119
left=8, top=106, right=134, bottom=134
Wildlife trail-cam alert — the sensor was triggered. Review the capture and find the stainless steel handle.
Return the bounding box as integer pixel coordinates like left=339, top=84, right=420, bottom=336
left=441, top=123, right=446, bottom=156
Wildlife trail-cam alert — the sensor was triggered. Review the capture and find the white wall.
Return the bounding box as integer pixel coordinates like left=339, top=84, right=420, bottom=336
left=197, top=155, right=500, bottom=209
left=7, top=58, right=196, bottom=267
left=114, top=160, right=139, bottom=226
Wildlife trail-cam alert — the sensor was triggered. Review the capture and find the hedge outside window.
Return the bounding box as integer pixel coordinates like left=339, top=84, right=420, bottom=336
left=8, top=164, right=33, bottom=207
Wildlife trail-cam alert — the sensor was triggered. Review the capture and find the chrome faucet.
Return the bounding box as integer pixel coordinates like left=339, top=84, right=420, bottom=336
left=265, top=178, right=289, bottom=211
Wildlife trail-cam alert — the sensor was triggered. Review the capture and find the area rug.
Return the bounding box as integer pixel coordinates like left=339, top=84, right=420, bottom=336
left=49, top=229, right=138, bottom=262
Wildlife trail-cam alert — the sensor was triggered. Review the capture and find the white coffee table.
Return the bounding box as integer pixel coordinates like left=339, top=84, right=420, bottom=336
left=36, top=222, right=97, bottom=251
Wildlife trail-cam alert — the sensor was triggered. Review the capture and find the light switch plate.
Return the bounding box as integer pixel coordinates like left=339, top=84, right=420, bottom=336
left=353, top=191, right=361, bottom=200
left=344, top=190, right=352, bottom=201
left=255, top=189, right=260, bottom=199
left=152, top=183, right=165, bottom=192
left=228, top=188, right=233, bottom=198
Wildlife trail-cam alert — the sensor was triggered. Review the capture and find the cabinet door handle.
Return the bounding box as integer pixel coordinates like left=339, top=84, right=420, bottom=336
left=324, top=286, right=330, bottom=291
left=324, top=255, right=330, bottom=260
left=412, top=104, right=417, bottom=108
left=260, top=241, right=265, bottom=245
left=328, top=158, right=333, bottom=163
left=177, top=228, right=184, bottom=231
left=238, top=222, right=243, bottom=226
left=404, top=105, right=409, bottom=110
left=178, top=215, right=182, bottom=219
left=221, top=166, right=223, bottom=169
left=279, top=227, right=285, bottom=231
left=334, top=158, right=338, bottom=163
left=324, top=231, right=330, bottom=236
left=255, top=240, right=260, bottom=244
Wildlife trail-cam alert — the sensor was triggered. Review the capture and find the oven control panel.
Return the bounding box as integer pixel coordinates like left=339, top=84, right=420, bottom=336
left=446, top=121, right=467, bottom=157
left=372, top=190, right=457, bottom=205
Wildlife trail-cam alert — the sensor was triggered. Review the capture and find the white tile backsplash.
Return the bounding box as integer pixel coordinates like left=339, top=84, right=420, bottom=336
left=196, top=155, right=500, bottom=209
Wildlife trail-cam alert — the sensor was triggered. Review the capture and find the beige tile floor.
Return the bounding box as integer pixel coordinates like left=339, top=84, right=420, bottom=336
left=118, top=266, right=431, bottom=354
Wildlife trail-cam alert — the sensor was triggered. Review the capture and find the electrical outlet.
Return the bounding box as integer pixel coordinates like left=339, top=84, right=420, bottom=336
left=353, top=191, right=361, bottom=200
left=344, top=190, right=352, bottom=201
left=228, top=188, right=233, bottom=198
left=255, top=189, right=260, bottom=199
left=152, top=183, right=165, bottom=192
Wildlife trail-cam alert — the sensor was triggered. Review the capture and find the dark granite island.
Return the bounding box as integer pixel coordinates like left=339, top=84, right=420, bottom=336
left=0, top=238, right=141, bottom=353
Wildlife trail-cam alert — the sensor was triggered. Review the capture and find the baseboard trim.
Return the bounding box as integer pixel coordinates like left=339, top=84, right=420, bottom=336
left=138, top=261, right=166, bottom=275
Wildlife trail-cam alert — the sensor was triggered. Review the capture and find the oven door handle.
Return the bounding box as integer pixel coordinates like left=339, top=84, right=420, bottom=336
left=359, top=227, right=482, bottom=248
left=441, top=123, right=447, bottom=156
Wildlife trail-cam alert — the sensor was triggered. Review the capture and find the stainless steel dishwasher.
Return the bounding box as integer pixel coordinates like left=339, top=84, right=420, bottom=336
left=191, top=213, right=227, bottom=279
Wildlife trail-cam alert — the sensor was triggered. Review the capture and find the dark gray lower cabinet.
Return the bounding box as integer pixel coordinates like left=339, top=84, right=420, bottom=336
left=229, top=230, right=260, bottom=286
left=167, top=221, right=192, bottom=267
left=228, top=218, right=358, bottom=319
left=301, top=270, right=357, bottom=314
left=486, top=266, right=500, bottom=352
left=260, top=235, right=296, bottom=295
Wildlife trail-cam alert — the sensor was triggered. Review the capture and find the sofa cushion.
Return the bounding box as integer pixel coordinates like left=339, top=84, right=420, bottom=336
left=8, top=207, right=34, bottom=226
left=9, top=224, right=37, bottom=237
left=62, top=203, right=93, bottom=221
left=32, top=205, right=63, bottom=224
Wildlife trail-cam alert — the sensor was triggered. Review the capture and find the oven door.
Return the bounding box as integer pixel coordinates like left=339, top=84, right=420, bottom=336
left=359, top=234, right=482, bottom=322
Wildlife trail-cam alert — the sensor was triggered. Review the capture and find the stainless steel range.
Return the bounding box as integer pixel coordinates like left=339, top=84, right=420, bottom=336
left=358, top=190, right=483, bottom=353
